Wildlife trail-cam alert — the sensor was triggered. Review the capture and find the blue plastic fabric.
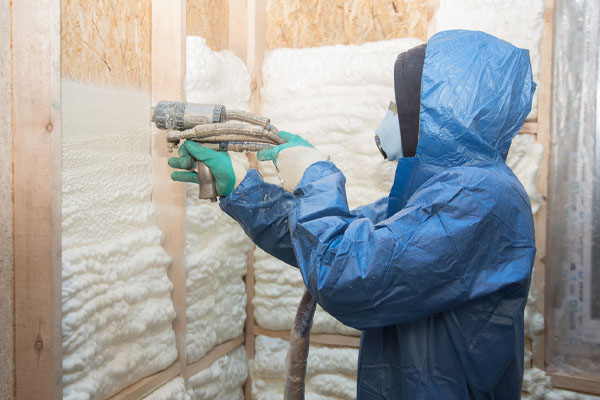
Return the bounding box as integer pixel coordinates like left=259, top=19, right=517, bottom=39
left=220, top=30, right=536, bottom=399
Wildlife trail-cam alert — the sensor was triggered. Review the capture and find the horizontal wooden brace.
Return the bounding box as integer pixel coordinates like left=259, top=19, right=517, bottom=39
left=184, top=335, right=246, bottom=379
left=549, top=372, right=600, bottom=396
left=519, top=122, right=537, bottom=134
left=108, top=362, right=182, bottom=400
left=254, top=326, right=361, bottom=348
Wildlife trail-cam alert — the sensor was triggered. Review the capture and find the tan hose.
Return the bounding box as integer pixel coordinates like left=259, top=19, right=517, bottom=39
left=284, top=288, right=317, bottom=400
left=226, top=109, right=271, bottom=127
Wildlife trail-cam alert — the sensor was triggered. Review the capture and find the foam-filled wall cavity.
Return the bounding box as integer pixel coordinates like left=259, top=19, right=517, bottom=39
left=184, top=36, right=252, bottom=363
left=253, top=248, right=358, bottom=335
left=251, top=336, right=358, bottom=400
left=506, top=134, right=544, bottom=214
left=142, top=377, right=186, bottom=400
left=186, top=346, right=248, bottom=399
left=257, top=38, right=422, bottom=334
left=431, top=0, right=545, bottom=120
left=61, top=80, right=177, bottom=399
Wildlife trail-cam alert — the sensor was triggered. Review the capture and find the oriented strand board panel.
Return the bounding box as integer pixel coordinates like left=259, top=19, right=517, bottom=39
left=0, top=0, right=13, bottom=397
left=266, top=0, right=431, bottom=48
left=187, top=0, right=229, bottom=50
left=62, top=0, right=151, bottom=90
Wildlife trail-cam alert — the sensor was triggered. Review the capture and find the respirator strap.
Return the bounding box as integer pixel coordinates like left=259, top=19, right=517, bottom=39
left=394, top=43, right=426, bottom=158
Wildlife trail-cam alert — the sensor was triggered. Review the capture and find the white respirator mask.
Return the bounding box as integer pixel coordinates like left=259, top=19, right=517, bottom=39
left=375, top=102, right=403, bottom=161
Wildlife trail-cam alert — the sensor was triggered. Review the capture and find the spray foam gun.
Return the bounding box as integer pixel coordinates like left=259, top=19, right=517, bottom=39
left=151, top=100, right=316, bottom=400
left=151, top=100, right=285, bottom=201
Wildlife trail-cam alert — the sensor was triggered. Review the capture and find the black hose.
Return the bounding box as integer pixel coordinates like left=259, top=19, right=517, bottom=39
left=284, top=288, right=317, bottom=400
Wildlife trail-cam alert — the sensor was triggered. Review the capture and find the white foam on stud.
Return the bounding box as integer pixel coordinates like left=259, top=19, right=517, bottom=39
left=251, top=336, right=358, bottom=400
left=184, top=36, right=253, bottom=363
left=186, top=346, right=248, bottom=400
left=61, top=80, right=177, bottom=400
left=431, top=0, right=545, bottom=120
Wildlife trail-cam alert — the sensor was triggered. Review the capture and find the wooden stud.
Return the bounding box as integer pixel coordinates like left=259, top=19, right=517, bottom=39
left=184, top=335, right=246, bottom=379
left=247, top=0, right=266, bottom=114
left=151, top=0, right=188, bottom=377
left=534, top=0, right=555, bottom=371
left=254, top=327, right=361, bottom=348
left=13, top=0, right=62, bottom=398
left=228, top=0, right=247, bottom=62
left=108, top=363, right=182, bottom=400
left=244, top=247, right=257, bottom=399
left=549, top=373, right=600, bottom=396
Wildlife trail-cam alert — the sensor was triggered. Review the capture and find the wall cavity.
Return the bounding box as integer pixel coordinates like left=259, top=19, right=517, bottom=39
left=251, top=336, right=358, bottom=400
left=185, top=346, right=248, bottom=399
left=61, top=80, right=177, bottom=399
left=183, top=37, right=252, bottom=365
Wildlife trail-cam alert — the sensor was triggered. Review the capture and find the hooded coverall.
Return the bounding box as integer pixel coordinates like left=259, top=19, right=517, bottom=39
left=220, top=30, right=536, bottom=399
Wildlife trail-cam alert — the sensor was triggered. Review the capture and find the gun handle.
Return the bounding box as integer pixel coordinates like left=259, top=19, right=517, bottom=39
left=196, top=161, right=218, bottom=202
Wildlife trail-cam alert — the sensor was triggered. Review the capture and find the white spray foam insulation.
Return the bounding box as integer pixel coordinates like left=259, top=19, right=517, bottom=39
left=142, top=377, right=186, bottom=400
left=258, top=38, right=423, bottom=335
left=61, top=80, right=177, bottom=400
left=506, top=134, right=544, bottom=214
left=253, top=248, right=358, bottom=335
left=251, top=336, right=358, bottom=400
left=184, top=36, right=253, bottom=363
left=431, top=0, right=545, bottom=120
left=186, top=346, right=248, bottom=400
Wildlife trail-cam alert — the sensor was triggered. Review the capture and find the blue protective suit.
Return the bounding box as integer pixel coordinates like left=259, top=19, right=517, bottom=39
left=220, top=30, right=536, bottom=399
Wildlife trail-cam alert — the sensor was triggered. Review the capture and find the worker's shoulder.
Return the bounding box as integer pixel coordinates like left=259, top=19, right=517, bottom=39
left=426, top=163, right=531, bottom=210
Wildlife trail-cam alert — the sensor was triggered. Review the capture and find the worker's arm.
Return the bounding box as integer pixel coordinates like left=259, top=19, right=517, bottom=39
left=220, top=169, right=299, bottom=267
left=220, top=170, right=389, bottom=267
left=285, top=161, right=534, bottom=330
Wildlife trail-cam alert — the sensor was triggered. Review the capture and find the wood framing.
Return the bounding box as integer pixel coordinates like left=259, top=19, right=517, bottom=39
left=12, top=0, right=62, bottom=398
left=535, top=0, right=555, bottom=371
left=549, top=373, right=600, bottom=396
left=185, top=335, right=246, bottom=379
left=151, top=0, right=188, bottom=377
left=255, top=327, right=361, bottom=348
left=108, top=363, right=182, bottom=400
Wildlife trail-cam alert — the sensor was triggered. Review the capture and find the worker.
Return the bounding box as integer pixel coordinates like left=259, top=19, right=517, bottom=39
left=169, top=30, right=536, bottom=399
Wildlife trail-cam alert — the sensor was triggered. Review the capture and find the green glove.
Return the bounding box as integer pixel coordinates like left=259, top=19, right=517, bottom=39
left=256, top=131, right=314, bottom=162
left=257, top=131, right=326, bottom=192
left=168, top=141, right=245, bottom=197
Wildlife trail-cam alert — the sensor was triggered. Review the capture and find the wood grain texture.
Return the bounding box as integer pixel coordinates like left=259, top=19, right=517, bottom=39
left=0, top=0, right=13, bottom=397
left=184, top=335, right=245, bottom=379
left=255, top=327, right=361, bottom=348
left=13, top=0, right=62, bottom=398
left=229, top=0, right=247, bottom=61
left=266, top=0, right=431, bottom=49
left=187, top=0, right=229, bottom=50
left=152, top=0, right=188, bottom=379
left=549, top=373, right=600, bottom=396
left=244, top=246, right=256, bottom=399
left=534, top=0, right=554, bottom=371
left=108, top=363, right=182, bottom=400
left=62, top=0, right=151, bottom=90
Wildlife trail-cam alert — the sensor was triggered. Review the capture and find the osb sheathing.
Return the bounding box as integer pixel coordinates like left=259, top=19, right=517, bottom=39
left=187, top=0, right=229, bottom=51
left=62, top=0, right=151, bottom=90
left=266, top=0, right=434, bottom=49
